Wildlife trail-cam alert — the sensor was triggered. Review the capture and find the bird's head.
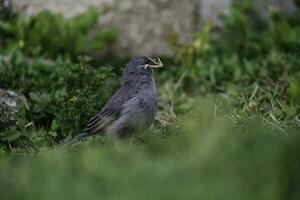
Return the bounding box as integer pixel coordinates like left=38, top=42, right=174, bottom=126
left=126, top=56, right=163, bottom=71
left=122, top=56, right=163, bottom=84
left=137, top=56, right=163, bottom=69
left=122, top=56, right=163, bottom=81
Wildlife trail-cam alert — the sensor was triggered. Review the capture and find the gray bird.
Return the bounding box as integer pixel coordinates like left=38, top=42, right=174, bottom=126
left=62, top=56, right=163, bottom=147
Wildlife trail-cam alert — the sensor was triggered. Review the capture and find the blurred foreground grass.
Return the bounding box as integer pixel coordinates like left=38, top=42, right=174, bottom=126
left=1, top=101, right=299, bottom=200
left=0, top=1, right=300, bottom=199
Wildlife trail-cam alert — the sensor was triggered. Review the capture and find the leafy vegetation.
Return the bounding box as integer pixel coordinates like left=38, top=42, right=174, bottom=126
left=0, top=1, right=300, bottom=199
left=0, top=7, right=117, bottom=59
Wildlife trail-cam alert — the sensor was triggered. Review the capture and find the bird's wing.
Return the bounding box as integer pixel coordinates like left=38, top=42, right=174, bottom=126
left=102, top=96, right=139, bottom=136
left=62, top=98, right=123, bottom=147
left=83, top=107, right=120, bottom=135
left=82, top=87, right=132, bottom=135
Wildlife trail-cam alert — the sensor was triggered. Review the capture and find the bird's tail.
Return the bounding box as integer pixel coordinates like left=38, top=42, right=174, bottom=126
left=60, top=131, right=89, bottom=149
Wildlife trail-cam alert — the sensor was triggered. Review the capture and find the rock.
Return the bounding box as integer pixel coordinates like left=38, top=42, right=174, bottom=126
left=0, top=0, right=11, bottom=19
left=199, top=0, right=231, bottom=30
left=252, top=0, right=297, bottom=20
left=0, top=89, right=27, bottom=130
left=11, top=0, right=197, bottom=57
left=98, top=0, right=197, bottom=56
left=11, top=0, right=114, bottom=18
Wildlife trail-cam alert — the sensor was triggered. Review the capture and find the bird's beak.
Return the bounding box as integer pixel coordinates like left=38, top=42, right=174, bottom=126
left=138, top=57, right=164, bottom=69
left=148, top=57, right=164, bottom=68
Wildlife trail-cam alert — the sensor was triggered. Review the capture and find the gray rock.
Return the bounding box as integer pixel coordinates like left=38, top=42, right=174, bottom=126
left=199, top=0, right=232, bottom=29
left=11, top=0, right=197, bottom=56
left=11, top=0, right=114, bottom=17
left=252, top=0, right=297, bottom=20
left=98, top=0, right=197, bottom=56
left=0, top=0, right=11, bottom=19
left=0, top=89, right=27, bottom=130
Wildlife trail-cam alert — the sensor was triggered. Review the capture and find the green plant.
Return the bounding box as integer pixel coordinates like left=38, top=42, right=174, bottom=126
left=0, top=55, right=119, bottom=151
left=0, top=7, right=117, bottom=59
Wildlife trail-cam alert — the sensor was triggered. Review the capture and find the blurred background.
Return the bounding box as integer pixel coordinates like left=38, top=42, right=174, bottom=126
left=0, top=0, right=300, bottom=199
left=8, top=0, right=298, bottom=56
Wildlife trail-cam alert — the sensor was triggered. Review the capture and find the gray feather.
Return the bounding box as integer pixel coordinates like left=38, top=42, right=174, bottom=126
left=62, top=56, right=159, bottom=147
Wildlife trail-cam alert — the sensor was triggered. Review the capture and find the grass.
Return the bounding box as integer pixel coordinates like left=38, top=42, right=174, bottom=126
left=0, top=103, right=299, bottom=199
left=0, top=1, right=300, bottom=199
